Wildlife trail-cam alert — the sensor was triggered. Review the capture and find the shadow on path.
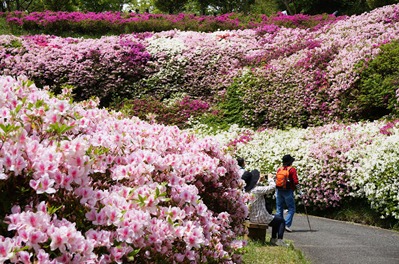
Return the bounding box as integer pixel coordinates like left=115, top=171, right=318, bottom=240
left=284, top=214, right=399, bottom=264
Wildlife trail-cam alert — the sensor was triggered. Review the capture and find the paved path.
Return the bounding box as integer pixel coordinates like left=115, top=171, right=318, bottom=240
left=284, top=214, right=399, bottom=264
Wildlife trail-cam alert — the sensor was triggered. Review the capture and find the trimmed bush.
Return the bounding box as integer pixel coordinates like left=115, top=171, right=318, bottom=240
left=352, top=40, right=399, bottom=120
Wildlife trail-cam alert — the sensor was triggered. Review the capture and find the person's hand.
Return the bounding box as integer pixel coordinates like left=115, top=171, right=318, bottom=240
left=267, top=173, right=274, bottom=180
left=259, top=174, right=266, bottom=182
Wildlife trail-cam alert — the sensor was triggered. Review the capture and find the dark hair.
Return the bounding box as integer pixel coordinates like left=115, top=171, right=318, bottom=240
left=237, top=157, right=245, bottom=168
left=241, top=169, right=260, bottom=192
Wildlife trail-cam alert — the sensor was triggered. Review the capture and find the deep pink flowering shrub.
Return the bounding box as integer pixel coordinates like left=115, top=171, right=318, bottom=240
left=0, top=76, right=248, bottom=263
left=226, top=130, right=254, bottom=153
left=5, top=11, right=341, bottom=35
left=0, top=34, right=151, bottom=105
left=379, top=119, right=399, bottom=135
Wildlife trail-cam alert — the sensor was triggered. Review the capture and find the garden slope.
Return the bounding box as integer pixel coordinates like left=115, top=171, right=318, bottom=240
left=1, top=5, right=399, bottom=128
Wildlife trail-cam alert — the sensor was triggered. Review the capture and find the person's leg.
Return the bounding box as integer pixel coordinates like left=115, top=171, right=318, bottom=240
left=284, top=190, right=296, bottom=228
left=272, top=214, right=286, bottom=239
left=270, top=215, right=289, bottom=247
left=268, top=218, right=279, bottom=239
left=269, top=214, right=286, bottom=239
left=275, top=189, right=284, bottom=217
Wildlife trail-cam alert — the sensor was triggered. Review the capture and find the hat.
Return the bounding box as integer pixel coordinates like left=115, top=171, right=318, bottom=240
left=241, top=169, right=260, bottom=192
left=282, top=154, right=295, bottom=166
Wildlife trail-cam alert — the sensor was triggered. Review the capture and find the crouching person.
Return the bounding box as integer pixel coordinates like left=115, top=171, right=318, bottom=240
left=242, top=169, right=289, bottom=247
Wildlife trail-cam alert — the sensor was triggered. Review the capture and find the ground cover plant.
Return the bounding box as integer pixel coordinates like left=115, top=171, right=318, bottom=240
left=0, top=76, right=249, bottom=263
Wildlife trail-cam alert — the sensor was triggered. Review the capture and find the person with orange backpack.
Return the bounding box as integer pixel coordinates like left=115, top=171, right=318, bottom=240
left=275, top=154, right=299, bottom=232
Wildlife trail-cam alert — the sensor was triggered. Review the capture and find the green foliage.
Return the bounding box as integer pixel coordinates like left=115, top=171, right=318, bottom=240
left=35, top=0, right=79, bottom=11
left=341, top=0, right=372, bottom=15
left=275, top=0, right=375, bottom=15
left=250, top=0, right=279, bottom=15
left=217, top=79, right=250, bottom=126
left=114, top=95, right=211, bottom=129
left=354, top=40, right=399, bottom=120
left=195, top=77, right=255, bottom=131
left=78, top=0, right=126, bottom=12
left=153, top=0, right=189, bottom=14
left=366, top=0, right=399, bottom=9
left=0, top=17, right=12, bottom=35
left=233, top=71, right=269, bottom=128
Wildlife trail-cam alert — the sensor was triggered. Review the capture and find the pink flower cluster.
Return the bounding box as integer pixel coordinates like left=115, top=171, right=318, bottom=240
left=5, top=10, right=340, bottom=33
left=299, top=123, right=374, bottom=209
left=0, top=76, right=248, bottom=263
left=0, top=34, right=151, bottom=103
left=241, top=4, right=399, bottom=128
left=1, top=4, right=398, bottom=127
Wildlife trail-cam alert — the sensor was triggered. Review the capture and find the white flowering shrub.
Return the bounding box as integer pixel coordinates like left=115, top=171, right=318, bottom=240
left=195, top=121, right=399, bottom=219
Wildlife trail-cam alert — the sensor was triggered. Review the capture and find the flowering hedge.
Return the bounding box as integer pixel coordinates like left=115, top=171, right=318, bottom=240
left=190, top=121, right=399, bottom=220
left=0, top=76, right=248, bottom=263
left=5, top=11, right=340, bottom=35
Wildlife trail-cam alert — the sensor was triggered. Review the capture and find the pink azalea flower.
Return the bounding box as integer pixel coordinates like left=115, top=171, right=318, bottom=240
left=0, top=237, right=15, bottom=262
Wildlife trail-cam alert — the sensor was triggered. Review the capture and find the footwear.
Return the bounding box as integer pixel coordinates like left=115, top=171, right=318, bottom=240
left=285, top=226, right=292, bottom=232
left=276, top=239, right=289, bottom=248
left=270, top=238, right=277, bottom=245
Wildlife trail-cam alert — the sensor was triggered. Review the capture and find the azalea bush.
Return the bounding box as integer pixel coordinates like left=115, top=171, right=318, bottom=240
left=0, top=34, right=151, bottom=106
left=237, top=3, right=399, bottom=128
left=190, top=121, right=399, bottom=220
left=1, top=5, right=399, bottom=124
left=0, top=76, right=248, bottom=263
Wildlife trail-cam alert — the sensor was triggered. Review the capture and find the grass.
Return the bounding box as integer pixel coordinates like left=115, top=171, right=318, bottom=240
left=242, top=235, right=310, bottom=264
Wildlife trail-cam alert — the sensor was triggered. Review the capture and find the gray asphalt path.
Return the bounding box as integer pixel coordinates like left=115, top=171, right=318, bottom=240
left=284, top=214, right=399, bottom=264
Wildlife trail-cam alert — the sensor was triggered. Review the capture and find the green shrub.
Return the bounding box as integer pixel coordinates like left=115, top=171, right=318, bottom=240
left=195, top=77, right=255, bottom=130
left=114, top=95, right=210, bottom=129
left=354, top=40, right=399, bottom=120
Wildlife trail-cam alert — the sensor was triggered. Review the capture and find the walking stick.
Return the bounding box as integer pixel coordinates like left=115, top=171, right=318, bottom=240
left=299, top=190, right=312, bottom=231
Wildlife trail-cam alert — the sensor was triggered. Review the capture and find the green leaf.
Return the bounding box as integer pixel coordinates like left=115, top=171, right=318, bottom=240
left=127, top=248, right=141, bottom=261
left=47, top=122, right=75, bottom=135
left=0, top=123, right=20, bottom=134
left=48, top=205, right=63, bottom=215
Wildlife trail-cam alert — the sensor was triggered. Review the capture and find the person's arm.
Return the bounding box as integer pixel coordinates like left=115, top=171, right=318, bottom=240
left=251, top=176, right=275, bottom=195
left=291, top=167, right=299, bottom=187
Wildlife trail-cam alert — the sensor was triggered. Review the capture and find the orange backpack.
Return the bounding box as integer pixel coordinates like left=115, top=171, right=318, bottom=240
left=275, top=166, right=292, bottom=189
